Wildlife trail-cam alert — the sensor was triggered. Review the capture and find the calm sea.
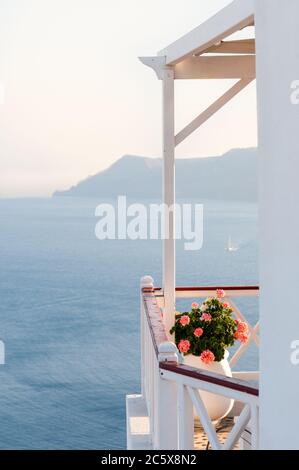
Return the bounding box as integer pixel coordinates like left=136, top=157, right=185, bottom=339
left=0, top=197, right=258, bottom=449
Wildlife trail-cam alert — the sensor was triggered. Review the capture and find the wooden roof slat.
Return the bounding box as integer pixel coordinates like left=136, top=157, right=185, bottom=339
left=203, top=38, right=255, bottom=55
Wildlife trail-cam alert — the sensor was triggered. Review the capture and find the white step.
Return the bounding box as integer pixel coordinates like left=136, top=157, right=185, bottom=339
left=126, top=394, right=152, bottom=450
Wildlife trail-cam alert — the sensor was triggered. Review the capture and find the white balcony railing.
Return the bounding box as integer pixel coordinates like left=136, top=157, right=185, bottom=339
left=140, top=276, right=259, bottom=450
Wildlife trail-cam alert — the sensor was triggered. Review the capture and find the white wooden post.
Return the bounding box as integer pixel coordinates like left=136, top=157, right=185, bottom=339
left=255, top=0, right=299, bottom=449
left=140, top=275, right=154, bottom=397
left=154, top=342, right=178, bottom=449
left=162, top=67, right=176, bottom=337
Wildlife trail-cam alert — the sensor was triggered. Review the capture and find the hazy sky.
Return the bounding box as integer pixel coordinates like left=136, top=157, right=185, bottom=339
left=0, top=0, right=257, bottom=197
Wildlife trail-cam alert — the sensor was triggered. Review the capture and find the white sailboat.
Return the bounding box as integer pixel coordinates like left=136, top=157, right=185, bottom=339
left=226, top=235, right=238, bottom=252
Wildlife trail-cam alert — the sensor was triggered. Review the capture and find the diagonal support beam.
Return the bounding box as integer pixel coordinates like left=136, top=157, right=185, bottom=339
left=175, top=78, right=254, bottom=147
left=228, top=297, right=260, bottom=369
left=229, top=321, right=259, bottom=368
left=229, top=298, right=260, bottom=346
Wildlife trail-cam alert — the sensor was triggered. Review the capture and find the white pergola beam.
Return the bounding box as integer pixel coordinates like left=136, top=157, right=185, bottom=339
left=204, top=39, right=255, bottom=55
left=139, top=55, right=255, bottom=80
left=174, top=55, right=255, bottom=80
left=175, top=78, right=253, bottom=146
left=158, top=0, right=254, bottom=65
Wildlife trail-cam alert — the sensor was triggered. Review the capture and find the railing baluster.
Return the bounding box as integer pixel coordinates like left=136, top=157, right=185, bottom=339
left=250, top=404, right=259, bottom=450
left=177, top=384, right=194, bottom=450
left=150, top=326, right=154, bottom=435
left=187, top=386, right=221, bottom=450
left=152, top=354, right=158, bottom=443
left=155, top=342, right=179, bottom=449
left=222, top=404, right=251, bottom=450
left=177, top=384, right=185, bottom=450
left=140, top=276, right=154, bottom=397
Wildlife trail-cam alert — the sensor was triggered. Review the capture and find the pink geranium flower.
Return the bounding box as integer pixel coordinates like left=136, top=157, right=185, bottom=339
left=191, top=302, right=199, bottom=309
left=201, top=312, right=212, bottom=322
left=200, top=303, right=207, bottom=312
left=223, top=302, right=230, bottom=309
left=180, top=315, right=190, bottom=326
left=200, top=350, right=215, bottom=364
left=178, top=339, right=190, bottom=354
left=234, top=331, right=249, bottom=343
left=235, top=319, right=248, bottom=334
left=216, top=289, right=225, bottom=298
left=194, top=327, right=204, bottom=338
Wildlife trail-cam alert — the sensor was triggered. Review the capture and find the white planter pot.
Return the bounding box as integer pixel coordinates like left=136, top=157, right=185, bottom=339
left=184, top=350, right=234, bottom=422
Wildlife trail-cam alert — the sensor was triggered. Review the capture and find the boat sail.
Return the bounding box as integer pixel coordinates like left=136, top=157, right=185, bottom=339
left=226, top=235, right=238, bottom=252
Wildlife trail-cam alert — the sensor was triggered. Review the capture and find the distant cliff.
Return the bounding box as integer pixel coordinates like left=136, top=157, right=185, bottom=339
left=53, top=148, right=257, bottom=201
